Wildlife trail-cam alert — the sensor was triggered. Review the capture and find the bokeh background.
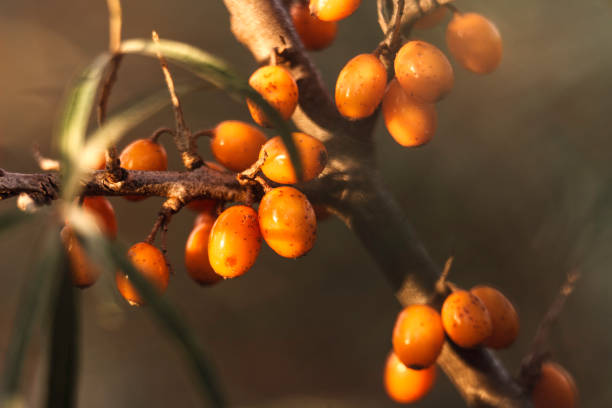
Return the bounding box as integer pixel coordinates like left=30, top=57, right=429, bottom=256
left=1, top=0, right=611, bottom=406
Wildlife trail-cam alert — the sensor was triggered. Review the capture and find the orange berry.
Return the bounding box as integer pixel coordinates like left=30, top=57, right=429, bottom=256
left=82, top=196, right=117, bottom=239
left=392, top=304, right=444, bottom=369
left=335, top=53, right=387, bottom=119
left=394, top=40, right=454, bottom=103
left=185, top=218, right=222, bottom=286
left=119, top=139, right=168, bottom=201
left=91, top=150, right=107, bottom=170
left=260, top=132, right=327, bottom=184
left=532, top=362, right=578, bottom=408
left=291, top=1, right=337, bottom=51
left=470, top=285, right=519, bottom=349
left=194, top=210, right=217, bottom=228
left=115, top=242, right=170, bottom=306
left=210, top=121, right=267, bottom=172
left=441, top=290, right=493, bottom=348
left=247, top=65, right=299, bottom=127
left=384, top=352, right=436, bottom=404
left=258, top=186, right=316, bottom=258
left=446, top=12, right=503, bottom=74
left=310, top=0, right=361, bottom=22
left=382, top=79, right=437, bottom=147
left=208, top=205, right=262, bottom=278
left=60, top=226, right=101, bottom=288
left=413, top=6, right=448, bottom=30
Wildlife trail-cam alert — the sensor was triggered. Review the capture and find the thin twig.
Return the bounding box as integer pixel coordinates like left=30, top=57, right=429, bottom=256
left=374, top=0, right=405, bottom=70
left=33, top=144, right=60, bottom=172
left=106, top=0, right=122, bottom=54
left=191, top=129, right=215, bottom=140
left=149, top=127, right=176, bottom=143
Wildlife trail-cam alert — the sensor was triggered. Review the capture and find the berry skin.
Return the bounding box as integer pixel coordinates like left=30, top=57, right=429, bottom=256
left=392, top=304, right=445, bottom=369
left=185, top=217, right=222, bottom=286
left=247, top=65, right=299, bottom=128
left=335, top=53, right=387, bottom=120
left=82, top=196, right=117, bottom=239
left=441, top=290, right=493, bottom=348
left=446, top=12, right=503, bottom=75
left=532, top=362, right=578, bottom=408
left=382, top=79, right=437, bottom=147
left=394, top=40, right=454, bottom=103
left=310, top=0, right=361, bottom=22
left=291, top=2, right=337, bottom=51
left=91, top=150, right=107, bottom=170
left=210, top=121, right=267, bottom=172
left=208, top=205, right=262, bottom=278
left=258, top=186, right=317, bottom=258
left=413, top=6, right=448, bottom=30
left=260, top=132, right=327, bottom=184
left=115, top=242, right=170, bottom=306
left=384, top=352, right=436, bottom=404
left=470, top=285, right=519, bottom=349
left=119, top=139, right=168, bottom=201
left=60, top=226, right=101, bottom=288
left=194, top=210, right=217, bottom=228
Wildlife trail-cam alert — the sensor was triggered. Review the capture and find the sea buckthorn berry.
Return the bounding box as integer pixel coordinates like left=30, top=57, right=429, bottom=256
left=247, top=65, right=299, bottom=128
left=446, top=12, right=503, bottom=74
left=187, top=162, right=226, bottom=212
left=82, top=196, right=117, bottom=239
left=258, top=186, right=317, bottom=258
left=441, top=290, right=493, bottom=348
left=185, top=219, right=222, bottom=286
left=310, top=0, right=361, bottom=22
left=413, top=6, right=448, bottom=30
left=90, top=150, right=107, bottom=170
left=115, top=242, right=170, bottom=306
left=291, top=1, right=337, bottom=51
left=260, top=132, right=327, bottom=184
left=532, top=362, right=578, bottom=408
left=470, top=285, right=519, bottom=349
left=384, top=352, right=436, bottom=404
left=394, top=40, right=454, bottom=103
left=60, top=226, right=100, bottom=288
left=210, top=121, right=267, bottom=172
left=194, top=210, right=217, bottom=228
left=382, top=79, right=437, bottom=147
left=335, top=53, right=387, bottom=120
left=119, top=139, right=168, bottom=201
left=392, top=304, right=445, bottom=369
left=208, top=205, right=262, bottom=278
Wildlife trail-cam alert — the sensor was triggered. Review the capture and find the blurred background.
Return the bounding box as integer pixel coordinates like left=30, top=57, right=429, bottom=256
left=1, top=0, right=611, bottom=406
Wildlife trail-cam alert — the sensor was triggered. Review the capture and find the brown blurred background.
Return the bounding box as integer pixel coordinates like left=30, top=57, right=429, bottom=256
left=1, top=0, right=611, bottom=406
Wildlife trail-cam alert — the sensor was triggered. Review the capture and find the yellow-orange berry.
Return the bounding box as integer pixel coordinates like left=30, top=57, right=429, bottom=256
left=382, top=79, right=437, bottom=147
left=60, top=226, right=101, bottom=288
left=247, top=65, right=299, bottom=128
left=446, top=12, right=503, bottom=74
left=194, top=210, right=217, bottom=228
left=441, top=290, right=493, bottom=348
left=210, top=121, right=267, bottom=172
left=91, top=150, right=107, bottom=170
left=394, top=40, right=454, bottom=103
left=335, top=53, right=387, bottom=119
left=115, top=242, right=170, bottom=306
left=291, top=2, right=337, bottom=51
left=532, top=362, right=578, bottom=408
left=310, top=0, right=361, bottom=22
left=260, top=132, right=327, bottom=184
left=119, top=139, right=168, bottom=201
left=258, top=186, right=316, bottom=258
left=185, top=218, right=222, bottom=286
left=392, top=304, right=444, bottom=369
left=384, top=352, right=436, bottom=404
left=470, top=285, right=519, bottom=349
left=82, top=196, right=117, bottom=239
left=413, top=6, right=448, bottom=30
left=208, top=205, right=262, bottom=278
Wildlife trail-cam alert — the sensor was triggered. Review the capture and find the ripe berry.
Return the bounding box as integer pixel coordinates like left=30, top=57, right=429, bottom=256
left=335, top=53, right=387, bottom=119
left=441, top=290, right=493, bottom=348
left=413, top=6, right=448, bottom=30
left=384, top=352, right=436, bottom=404
left=392, top=304, right=444, bottom=369
left=210, top=121, right=267, bottom=172
left=119, top=139, right=168, bottom=201
left=60, top=226, right=100, bottom=288
left=394, top=40, right=454, bottom=103
left=258, top=186, right=317, bottom=258
left=90, top=150, right=107, bottom=170
left=532, top=362, right=578, bottom=408
left=291, top=1, right=338, bottom=51
left=115, top=242, right=170, bottom=306
left=470, top=285, right=519, bottom=349
left=185, top=217, right=222, bottom=286
left=260, top=132, right=327, bottom=184
left=208, top=205, right=262, bottom=278
left=82, top=196, right=117, bottom=239
left=446, top=12, right=503, bottom=74
left=187, top=162, right=226, bottom=212
left=310, top=0, right=361, bottom=22
left=194, top=210, right=217, bottom=228
left=247, top=65, right=299, bottom=127
left=382, top=79, right=437, bottom=147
